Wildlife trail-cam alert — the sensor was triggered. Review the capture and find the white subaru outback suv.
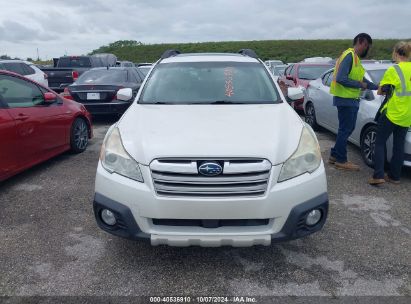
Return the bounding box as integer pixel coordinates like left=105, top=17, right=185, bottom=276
left=93, top=49, right=328, bottom=247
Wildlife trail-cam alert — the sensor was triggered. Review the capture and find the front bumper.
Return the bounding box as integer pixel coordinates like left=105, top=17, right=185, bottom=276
left=93, top=192, right=328, bottom=246
left=93, top=161, right=328, bottom=247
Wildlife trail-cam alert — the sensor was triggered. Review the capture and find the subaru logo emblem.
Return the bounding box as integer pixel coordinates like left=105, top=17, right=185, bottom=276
left=198, top=162, right=223, bottom=176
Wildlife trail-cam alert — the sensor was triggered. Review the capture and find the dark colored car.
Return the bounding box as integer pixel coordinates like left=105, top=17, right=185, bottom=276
left=61, top=67, right=144, bottom=115
left=40, top=55, right=111, bottom=93
left=278, top=63, right=333, bottom=111
left=0, top=70, right=92, bottom=182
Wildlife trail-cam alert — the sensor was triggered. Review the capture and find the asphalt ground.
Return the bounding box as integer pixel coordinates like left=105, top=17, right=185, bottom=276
left=0, top=116, right=410, bottom=300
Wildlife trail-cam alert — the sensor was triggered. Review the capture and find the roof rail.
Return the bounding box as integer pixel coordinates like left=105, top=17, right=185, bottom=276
left=239, top=49, right=258, bottom=59
left=160, top=49, right=181, bottom=59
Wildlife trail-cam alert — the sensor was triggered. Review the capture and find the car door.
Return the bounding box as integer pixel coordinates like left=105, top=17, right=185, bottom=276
left=0, top=98, right=17, bottom=180
left=317, top=71, right=338, bottom=130
left=0, top=74, right=67, bottom=168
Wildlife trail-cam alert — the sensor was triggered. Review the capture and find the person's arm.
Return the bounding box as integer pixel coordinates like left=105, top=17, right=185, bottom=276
left=363, top=78, right=379, bottom=90
left=336, top=54, right=365, bottom=89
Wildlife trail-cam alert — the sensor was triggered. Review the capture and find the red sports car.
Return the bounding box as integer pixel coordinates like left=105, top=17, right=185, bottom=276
left=0, top=70, right=92, bottom=182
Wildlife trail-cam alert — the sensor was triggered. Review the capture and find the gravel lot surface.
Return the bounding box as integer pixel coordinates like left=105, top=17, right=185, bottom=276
left=0, top=117, right=410, bottom=299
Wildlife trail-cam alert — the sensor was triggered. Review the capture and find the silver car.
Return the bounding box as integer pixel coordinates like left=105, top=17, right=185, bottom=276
left=303, top=63, right=411, bottom=168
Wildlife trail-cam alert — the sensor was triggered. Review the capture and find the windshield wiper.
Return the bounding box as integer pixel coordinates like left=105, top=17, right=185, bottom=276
left=210, top=100, right=243, bottom=104
left=144, top=101, right=167, bottom=104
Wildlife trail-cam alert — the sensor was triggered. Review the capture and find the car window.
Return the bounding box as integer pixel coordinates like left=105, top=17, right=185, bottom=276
left=134, top=68, right=145, bottom=81
left=0, top=74, right=44, bottom=108
left=322, top=72, right=333, bottom=86
left=140, top=61, right=280, bottom=104
left=322, top=73, right=329, bottom=85
left=274, top=66, right=286, bottom=76
left=2, top=62, right=26, bottom=75
left=76, top=69, right=127, bottom=84
left=129, top=69, right=142, bottom=83
left=286, top=65, right=295, bottom=77
left=325, top=72, right=333, bottom=86
left=58, top=57, right=92, bottom=68
left=137, top=67, right=151, bottom=77
left=298, top=65, right=333, bottom=80
left=21, top=64, right=36, bottom=75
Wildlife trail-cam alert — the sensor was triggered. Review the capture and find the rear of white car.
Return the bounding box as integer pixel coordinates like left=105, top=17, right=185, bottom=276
left=93, top=50, right=328, bottom=247
left=0, top=60, right=48, bottom=87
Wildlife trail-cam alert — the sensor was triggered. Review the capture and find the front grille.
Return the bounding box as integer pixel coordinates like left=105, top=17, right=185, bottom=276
left=152, top=218, right=269, bottom=228
left=150, top=158, right=271, bottom=197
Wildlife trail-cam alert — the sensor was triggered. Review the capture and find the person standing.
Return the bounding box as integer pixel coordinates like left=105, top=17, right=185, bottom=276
left=329, top=33, right=378, bottom=170
left=369, top=41, right=411, bottom=185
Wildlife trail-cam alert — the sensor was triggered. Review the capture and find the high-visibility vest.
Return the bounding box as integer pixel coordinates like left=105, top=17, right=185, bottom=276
left=330, top=48, right=365, bottom=99
left=380, top=62, right=411, bottom=127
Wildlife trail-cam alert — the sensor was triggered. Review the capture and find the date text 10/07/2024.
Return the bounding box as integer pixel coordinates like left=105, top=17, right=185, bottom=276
left=149, top=296, right=258, bottom=303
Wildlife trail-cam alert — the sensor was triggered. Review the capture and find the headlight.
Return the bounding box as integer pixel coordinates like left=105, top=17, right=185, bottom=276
left=100, top=127, right=144, bottom=182
left=278, top=124, right=321, bottom=182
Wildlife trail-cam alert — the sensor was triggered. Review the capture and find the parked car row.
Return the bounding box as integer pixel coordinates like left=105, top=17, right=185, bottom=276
left=0, top=54, right=151, bottom=182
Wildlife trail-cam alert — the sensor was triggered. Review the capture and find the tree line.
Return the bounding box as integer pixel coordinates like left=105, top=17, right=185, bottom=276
left=89, top=39, right=405, bottom=63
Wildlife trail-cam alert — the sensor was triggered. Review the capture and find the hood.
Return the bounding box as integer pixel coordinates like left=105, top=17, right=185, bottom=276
left=118, top=103, right=304, bottom=166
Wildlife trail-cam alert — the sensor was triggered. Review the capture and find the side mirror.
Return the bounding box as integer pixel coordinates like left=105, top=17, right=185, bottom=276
left=287, top=87, right=304, bottom=101
left=361, top=89, right=374, bottom=101
left=116, top=88, right=133, bottom=101
left=286, top=75, right=294, bottom=81
left=44, top=92, right=57, bottom=103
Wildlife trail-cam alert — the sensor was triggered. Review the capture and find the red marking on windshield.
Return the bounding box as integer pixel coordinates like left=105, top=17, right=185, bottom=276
left=224, top=67, right=234, bottom=97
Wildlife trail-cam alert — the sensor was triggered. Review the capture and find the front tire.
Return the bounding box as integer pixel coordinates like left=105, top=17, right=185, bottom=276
left=70, top=117, right=89, bottom=153
left=360, top=125, right=378, bottom=168
left=305, top=102, right=319, bottom=130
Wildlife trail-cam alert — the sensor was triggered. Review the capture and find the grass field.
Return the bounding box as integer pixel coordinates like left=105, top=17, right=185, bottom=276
left=89, top=39, right=406, bottom=63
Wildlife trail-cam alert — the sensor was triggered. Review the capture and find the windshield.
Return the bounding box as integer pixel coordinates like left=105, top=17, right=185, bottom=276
left=76, top=69, right=127, bottom=84
left=140, top=62, right=280, bottom=104
left=273, top=66, right=286, bottom=76
left=367, top=69, right=387, bottom=84
left=298, top=65, right=332, bottom=80
left=137, top=66, right=151, bottom=76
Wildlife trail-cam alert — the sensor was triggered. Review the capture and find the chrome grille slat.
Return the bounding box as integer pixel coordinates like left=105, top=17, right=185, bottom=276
left=151, top=171, right=270, bottom=184
left=154, top=183, right=268, bottom=193
left=150, top=158, right=271, bottom=198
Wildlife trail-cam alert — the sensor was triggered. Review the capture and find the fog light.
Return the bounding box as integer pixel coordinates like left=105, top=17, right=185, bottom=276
left=306, top=209, right=322, bottom=226
left=101, top=209, right=116, bottom=226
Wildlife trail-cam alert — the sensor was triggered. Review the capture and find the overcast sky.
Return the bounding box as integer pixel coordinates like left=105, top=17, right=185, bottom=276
left=0, top=0, right=410, bottom=59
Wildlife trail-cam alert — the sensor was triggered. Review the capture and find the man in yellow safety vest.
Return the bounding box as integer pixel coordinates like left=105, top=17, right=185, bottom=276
left=329, top=33, right=378, bottom=171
